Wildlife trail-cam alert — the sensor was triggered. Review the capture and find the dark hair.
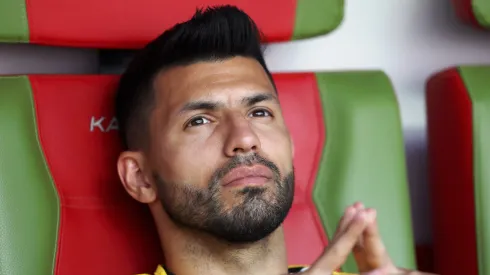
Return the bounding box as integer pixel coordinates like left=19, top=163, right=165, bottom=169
left=115, top=5, right=274, bottom=150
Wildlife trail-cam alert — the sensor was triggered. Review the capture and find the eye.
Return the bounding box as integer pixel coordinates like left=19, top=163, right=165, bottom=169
left=186, top=116, right=211, bottom=128
left=249, top=108, right=272, bottom=118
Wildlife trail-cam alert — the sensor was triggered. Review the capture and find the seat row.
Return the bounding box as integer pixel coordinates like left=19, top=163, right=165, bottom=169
left=0, top=1, right=488, bottom=274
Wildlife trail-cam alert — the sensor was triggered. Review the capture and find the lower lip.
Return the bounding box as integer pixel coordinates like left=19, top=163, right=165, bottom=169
left=225, top=176, right=270, bottom=187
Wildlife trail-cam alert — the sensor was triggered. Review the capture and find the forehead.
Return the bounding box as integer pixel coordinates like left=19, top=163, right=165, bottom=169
left=153, top=57, right=275, bottom=110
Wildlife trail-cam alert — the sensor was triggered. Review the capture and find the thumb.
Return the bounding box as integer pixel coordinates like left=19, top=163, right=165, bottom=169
left=362, top=210, right=392, bottom=268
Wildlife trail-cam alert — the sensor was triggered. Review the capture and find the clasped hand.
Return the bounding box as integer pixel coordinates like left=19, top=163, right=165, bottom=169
left=293, top=203, right=436, bottom=275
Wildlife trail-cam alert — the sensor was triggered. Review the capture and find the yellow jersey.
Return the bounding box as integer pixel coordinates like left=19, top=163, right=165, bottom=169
left=138, top=265, right=355, bottom=274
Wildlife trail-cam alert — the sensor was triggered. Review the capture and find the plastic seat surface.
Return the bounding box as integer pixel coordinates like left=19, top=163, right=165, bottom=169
left=452, top=0, right=490, bottom=29
left=426, top=66, right=490, bottom=275
left=0, top=72, right=414, bottom=274
left=0, top=0, right=344, bottom=48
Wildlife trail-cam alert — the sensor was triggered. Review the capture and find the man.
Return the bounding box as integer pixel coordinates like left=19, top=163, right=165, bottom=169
left=115, top=5, right=435, bottom=275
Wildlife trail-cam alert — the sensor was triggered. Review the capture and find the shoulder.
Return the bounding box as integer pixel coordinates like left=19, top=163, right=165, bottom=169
left=139, top=265, right=356, bottom=274
left=141, top=265, right=308, bottom=274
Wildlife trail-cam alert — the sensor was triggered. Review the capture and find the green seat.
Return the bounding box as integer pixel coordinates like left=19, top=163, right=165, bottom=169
left=313, top=72, right=416, bottom=272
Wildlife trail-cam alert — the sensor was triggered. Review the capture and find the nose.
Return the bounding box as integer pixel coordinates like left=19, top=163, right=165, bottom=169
left=223, top=115, right=261, bottom=157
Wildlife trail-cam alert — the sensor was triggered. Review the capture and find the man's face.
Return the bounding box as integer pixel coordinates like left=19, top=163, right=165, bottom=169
left=147, top=57, right=294, bottom=243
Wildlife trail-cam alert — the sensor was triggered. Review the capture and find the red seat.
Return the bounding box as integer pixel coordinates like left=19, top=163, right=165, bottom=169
left=0, top=0, right=344, bottom=48
left=426, top=66, right=490, bottom=275
left=428, top=2, right=490, bottom=273
left=0, top=72, right=415, bottom=274
left=451, top=0, right=490, bottom=29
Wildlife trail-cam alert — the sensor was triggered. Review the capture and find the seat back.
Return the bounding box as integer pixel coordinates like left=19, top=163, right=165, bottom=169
left=452, top=0, right=490, bottom=29
left=0, top=0, right=344, bottom=47
left=426, top=66, right=490, bottom=275
left=0, top=76, right=162, bottom=275
left=310, top=72, right=416, bottom=272
left=0, top=72, right=415, bottom=274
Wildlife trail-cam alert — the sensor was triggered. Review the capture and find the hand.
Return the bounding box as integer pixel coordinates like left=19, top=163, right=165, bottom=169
left=349, top=202, right=438, bottom=275
left=294, top=202, right=439, bottom=275
left=299, top=205, right=375, bottom=274
left=348, top=202, right=398, bottom=273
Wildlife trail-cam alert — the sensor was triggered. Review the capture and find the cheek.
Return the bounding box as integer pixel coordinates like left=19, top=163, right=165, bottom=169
left=258, top=128, right=293, bottom=174
left=155, top=135, right=223, bottom=188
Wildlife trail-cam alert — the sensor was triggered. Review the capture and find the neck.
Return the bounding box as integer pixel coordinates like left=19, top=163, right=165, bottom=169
left=152, top=206, right=288, bottom=275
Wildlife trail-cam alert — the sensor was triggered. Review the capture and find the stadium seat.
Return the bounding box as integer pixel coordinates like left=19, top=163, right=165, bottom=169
left=452, top=0, right=490, bottom=29
left=0, top=72, right=415, bottom=275
left=0, top=0, right=344, bottom=48
left=426, top=66, right=490, bottom=275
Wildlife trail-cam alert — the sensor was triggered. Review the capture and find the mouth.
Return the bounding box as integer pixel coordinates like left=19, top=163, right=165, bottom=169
left=221, top=165, right=273, bottom=187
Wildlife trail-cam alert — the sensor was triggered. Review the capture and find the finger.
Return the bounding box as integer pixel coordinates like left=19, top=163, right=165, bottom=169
left=335, top=202, right=364, bottom=239
left=334, top=205, right=358, bottom=239
left=353, top=201, right=364, bottom=210
left=351, top=203, right=367, bottom=250
left=353, top=208, right=377, bottom=271
left=362, top=209, right=392, bottom=268
left=352, top=202, right=365, bottom=248
left=309, top=210, right=369, bottom=273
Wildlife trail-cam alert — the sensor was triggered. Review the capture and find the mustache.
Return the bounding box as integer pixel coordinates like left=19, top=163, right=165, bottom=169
left=211, top=153, right=281, bottom=184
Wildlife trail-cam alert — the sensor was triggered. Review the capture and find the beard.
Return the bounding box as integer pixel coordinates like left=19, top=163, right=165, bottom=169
left=155, top=153, right=294, bottom=244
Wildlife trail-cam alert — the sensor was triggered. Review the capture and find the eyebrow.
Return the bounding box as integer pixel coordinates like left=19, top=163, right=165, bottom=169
left=178, top=93, right=278, bottom=114
left=241, top=93, right=277, bottom=107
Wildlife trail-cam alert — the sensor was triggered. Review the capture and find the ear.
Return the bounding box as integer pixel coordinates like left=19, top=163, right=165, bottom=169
left=117, top=151, right=157, bottom=204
